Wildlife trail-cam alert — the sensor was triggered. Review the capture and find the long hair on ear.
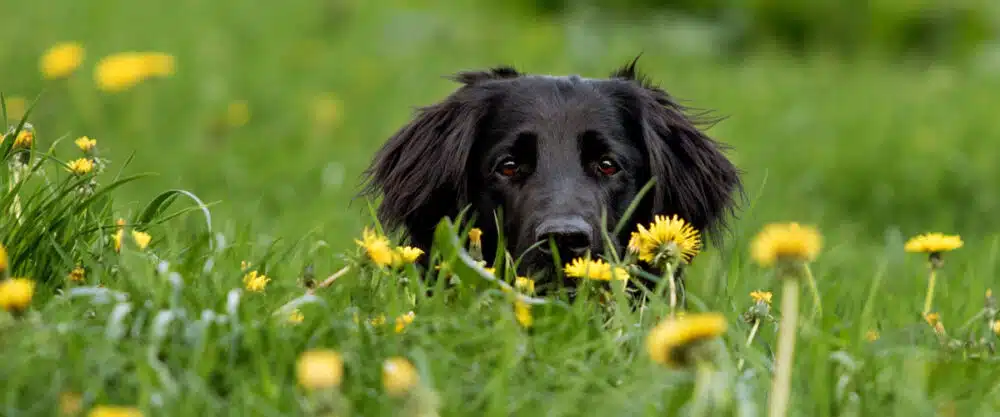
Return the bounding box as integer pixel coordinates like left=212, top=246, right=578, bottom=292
left=611, top=57, right=744, bottom=243
left=359, top=66, right=521, bottom=249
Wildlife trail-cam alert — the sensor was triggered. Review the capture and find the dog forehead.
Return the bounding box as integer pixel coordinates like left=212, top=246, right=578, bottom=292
left=491, top=75, right=617, bottom=121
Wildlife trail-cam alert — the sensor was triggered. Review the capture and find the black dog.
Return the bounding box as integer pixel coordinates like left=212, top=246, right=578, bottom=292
left=361, top=58, right=742, bottom=285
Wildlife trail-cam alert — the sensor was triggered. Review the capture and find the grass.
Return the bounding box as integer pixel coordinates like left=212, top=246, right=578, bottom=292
left=3, top=1, right=1000, bottom=416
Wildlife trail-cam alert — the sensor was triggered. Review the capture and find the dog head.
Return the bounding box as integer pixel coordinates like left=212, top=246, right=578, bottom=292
left=361, top=59, right=742, bottom=278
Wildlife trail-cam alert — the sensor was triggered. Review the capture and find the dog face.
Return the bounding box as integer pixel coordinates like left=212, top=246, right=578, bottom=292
left=362, top=59, right=742, bottom=278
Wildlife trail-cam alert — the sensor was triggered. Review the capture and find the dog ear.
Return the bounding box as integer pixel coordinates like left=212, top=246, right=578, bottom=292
left=611, top=58, right=743, bottom=240
left=360, top=67, right=519, bottom=247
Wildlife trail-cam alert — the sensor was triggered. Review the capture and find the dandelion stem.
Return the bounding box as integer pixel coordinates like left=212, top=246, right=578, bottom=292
left=803, top=263, right=822, bottom=319
left=665, top=262, right=678, bottom=317
left=310, top=265, right=352, bottom=294
left=768, top=277, right=800, bottom=417
left=8, top=167, right=24, bottom=224
left=688, top=361, right=715, bottom=417
left=921, top=264, right=938, bottom=317
left=737, top=318, right=762, bottom=371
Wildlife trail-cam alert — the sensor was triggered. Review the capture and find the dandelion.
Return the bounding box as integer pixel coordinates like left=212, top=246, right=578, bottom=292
left=227, top=100, right=250, bottom=128
left=865, top=330, right=879, bottom=342
left=628, top=214, right=702, bottom=266
left=515, top=277, right=535, bottom=294
left=40, top=42, right=84, bottom=79
left=924, top=312, right=941, bottom=327
left=395, top=311, right=415, bottom=333
left=382, top=356, right=419, bottom=397
left=750, top=290, right=772, bottom=305
left=59, top=391, right=83, bottom=416
left=355, top=227, right=395, bottom=267
left=468, top=227, right=484, bottom=261
left=75, top=136, right=97, bottom=153
left=392, top=246, right=423, bottom=268
left=68, top=266, right=86, bottom=283
left=112, top=219, right=126, bottom=253
left=751, top=222, right=822, bottom=417
left=738, top=290, right=773, bottom=370
left=243, top=270, right=270, bottom=292
left=991, top=320, right=1000, bottom=336
left=131, top=230, right=151, bottom=250
left=564, top=258, right=629, bottom=282
left=95, top=52, right=176, bottom=92
left=0, top=278, right=35, bottom=315
left=289, top=309, right=305, bottom=324
left=13, top=129, right=34, bottom=149
left=0, top=243, right=7, bottom=276
left=905, top=232, right=963, bottom=316
left=646, top=312, right=727, bottom=368
left=87, top=405, right=143, bottom=417
left=514, top=300, right=533, bottom=328
left=296, top=349, right=344, bottom=390
left=66, top=158, right=94, bottom=175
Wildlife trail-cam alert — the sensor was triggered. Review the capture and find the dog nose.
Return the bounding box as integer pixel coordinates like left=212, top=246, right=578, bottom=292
left=535, top=216, right=594, bottom=257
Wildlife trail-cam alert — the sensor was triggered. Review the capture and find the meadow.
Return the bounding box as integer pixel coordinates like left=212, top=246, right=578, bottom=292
left=3, top=1, right=1000, bottom=416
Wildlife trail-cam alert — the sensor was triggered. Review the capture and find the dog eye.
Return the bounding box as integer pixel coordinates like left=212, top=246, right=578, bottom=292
left=597, top=159, right=619, bottom=176
left=496, top=159, right=520, bottom=178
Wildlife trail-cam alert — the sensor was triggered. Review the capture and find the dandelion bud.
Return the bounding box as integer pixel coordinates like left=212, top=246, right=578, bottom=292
left=468, top=228, right=483, bottom=261
left=382, top=357, right=419, bottom=397
left=296, top=349, right=344, bottom=390
left=0, top=277, right=35, bottom=315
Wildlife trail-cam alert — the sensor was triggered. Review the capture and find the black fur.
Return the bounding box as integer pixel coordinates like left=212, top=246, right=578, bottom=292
left=360, top=58, right=743, bottom=285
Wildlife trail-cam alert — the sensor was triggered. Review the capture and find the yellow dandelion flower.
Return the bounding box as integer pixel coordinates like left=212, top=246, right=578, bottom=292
left=392, top=246, right=423, bottom=267
left=904, top=233, right=963, bottom=254
left=227, top=100, right=250, bottom=128
left=750, top=222, right=822, bottom=267
left=395, top=311, right=415, bottom=333
left=355, top=227, right=395, bottom=267
left=628, top=214, right=702, bottom=266
left=66, top=158, right=94, bottom=175
left=68, top=266, right=86, bottom=283
left=484, top=267, right=496, bottom=276
left=0, top=243, right=7, bottom=275
left=296, top=349, right=344, bottom=390
left=60, top=391, right=83, bottom=416
left=564, top=258, right=629, bottom=281
left=131, top=230, right=151, bottom=250
left=242, top=270, right=270, bottom=292
left=646, top=312, right=727, bottom=367
left=75, top=136, right=97, bottom=153
left=924, top=312, right=940, bottom=327
left=0, top=278, right=35, bottom=314
left=40, top=42, right=85, bottom=80
left=311, top=93, right=342, bottom=129
left=515, top=277, right=535, bottom=294
left=4, top=96, right=26, bottom=121
left=750, top=290, right=773, bottom=305
left=13, top=129, right=34, bottom=148
left=865, top=330, right=879, bottom=342
left=86, top=405, right=143, bottom=417
left=369, top=314, right=387, bottom=326
left=95, top=52, right=176, bottom=93
left=112, top=219, right=125, bottom=253
left=382, top=356, right=419, bottom=397
left=289, top=310, right=305, bottom=324
left=469, top=228, right=483, bottom=245
left=514, top=300, right=533, bottom=328
left=991, top=320, right=1000, bottom=335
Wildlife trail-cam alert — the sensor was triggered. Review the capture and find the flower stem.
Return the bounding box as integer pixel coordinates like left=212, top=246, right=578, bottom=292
left=803, top=263, right=822, bottom=319
left=737, top=318, right=761, bottom=371
left=688, top=360, right=715, bottom=417
left=768, top=277, right=800, bottom=417
left=921, top=264, right=938, bottom=317
left=665, top=262, right=678, bottom=318
left=309, top=265, right=352, bottom=294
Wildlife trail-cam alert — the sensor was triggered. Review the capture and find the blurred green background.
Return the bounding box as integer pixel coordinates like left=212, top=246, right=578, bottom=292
left=4, top=0, right=1000, bottom=254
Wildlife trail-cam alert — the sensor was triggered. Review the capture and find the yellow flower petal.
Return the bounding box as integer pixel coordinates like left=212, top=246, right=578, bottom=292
left=394, top=311, right=415, bottom=333
left=296, top=349, right=344, bottom=390
left=629, top=214, right=702, bottom=265
left=75, top=136, right=97, bottom=153
left=66, top=158, right=94, bottom=175
left=904, top=233, right=963, bottom=254
left=564, top=258, right=629, bottom=281
left=750, top=222, right=822, bottom=267
left=646, top=312, right=727, bottom=367
left=40, top=42, right=85, bottom=79
left=0, top=278, right=35, bottom=314
left=382, top=356, right=419, bottom=397
left=86, top=405, right=143, bottom=417
left=749, top=290, right=772, bottom=305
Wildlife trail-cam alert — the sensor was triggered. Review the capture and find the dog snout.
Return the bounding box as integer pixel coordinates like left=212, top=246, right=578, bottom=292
left=534, top=216, right=594, bottom=257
